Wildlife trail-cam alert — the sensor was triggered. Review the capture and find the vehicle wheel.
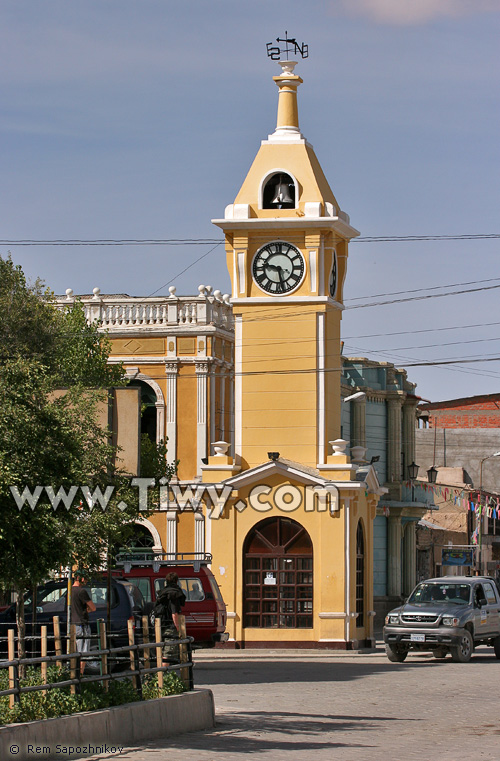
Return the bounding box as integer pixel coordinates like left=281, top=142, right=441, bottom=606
left=450, top=630, right=473, bottom=663
left=493, top=635, right=500, bottom=660
left=432, top=647, right=448, bottom=659
left=385, top=643, right=408, bottom=663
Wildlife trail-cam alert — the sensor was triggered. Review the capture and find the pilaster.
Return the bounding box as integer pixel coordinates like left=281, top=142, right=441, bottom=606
left=195, top=361, right=209, bottom=475
left=165, top=361, right=178, bottom=465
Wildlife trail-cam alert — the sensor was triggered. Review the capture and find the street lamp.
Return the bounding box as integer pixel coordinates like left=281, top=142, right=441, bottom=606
left=427, top=466, right=438, bottom=485
left=477, top=451, right=500, bottom=574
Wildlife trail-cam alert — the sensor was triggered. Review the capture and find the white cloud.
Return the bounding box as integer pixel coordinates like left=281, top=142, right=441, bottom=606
left=334, top=0, right=499, bottom=25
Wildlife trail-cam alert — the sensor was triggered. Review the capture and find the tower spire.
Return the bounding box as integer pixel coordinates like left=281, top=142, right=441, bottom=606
left=273, top=61, right=303, bottom=137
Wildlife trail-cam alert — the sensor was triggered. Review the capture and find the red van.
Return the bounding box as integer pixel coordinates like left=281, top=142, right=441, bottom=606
left=113, top=552, right=228, bottom=649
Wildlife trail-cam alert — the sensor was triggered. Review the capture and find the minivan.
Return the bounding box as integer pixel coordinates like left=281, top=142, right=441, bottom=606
left=113, top=552, right=228, bottom=648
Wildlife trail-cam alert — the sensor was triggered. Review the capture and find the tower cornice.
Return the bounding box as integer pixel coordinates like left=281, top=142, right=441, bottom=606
left=212, top=215, right=360, bottom=241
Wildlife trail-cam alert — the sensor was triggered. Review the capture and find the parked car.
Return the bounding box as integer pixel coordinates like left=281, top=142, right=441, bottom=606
left=113, top=553, right=228, bottom=648
left=383, top=576, right=500, bottom=663
left=0, top=578, right=145, bottom=671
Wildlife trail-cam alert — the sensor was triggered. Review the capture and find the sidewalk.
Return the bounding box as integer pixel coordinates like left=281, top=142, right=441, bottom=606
left=194, top=638, right=387, bottom=660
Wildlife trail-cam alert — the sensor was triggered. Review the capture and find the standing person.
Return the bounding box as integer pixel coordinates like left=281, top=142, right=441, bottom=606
left=154, top=572, right=186, bottom=668
left=71, top=572, right=96, bottom=674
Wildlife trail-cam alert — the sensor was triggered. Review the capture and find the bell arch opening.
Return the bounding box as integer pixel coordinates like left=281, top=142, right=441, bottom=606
left=261, top=171, right=297, bottom=209
left=243, top=516, right=313, bottom=629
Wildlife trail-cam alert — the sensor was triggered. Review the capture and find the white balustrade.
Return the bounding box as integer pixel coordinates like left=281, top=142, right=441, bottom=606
left=56, top=294, right=233, bottom=332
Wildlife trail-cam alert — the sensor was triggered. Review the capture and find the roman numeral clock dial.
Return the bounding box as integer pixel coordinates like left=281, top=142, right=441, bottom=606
left=252, top=242, right=305, bottom=295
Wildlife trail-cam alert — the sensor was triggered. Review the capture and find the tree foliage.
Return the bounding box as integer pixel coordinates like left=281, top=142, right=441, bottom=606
left=0, top=254, right=162, bottom=656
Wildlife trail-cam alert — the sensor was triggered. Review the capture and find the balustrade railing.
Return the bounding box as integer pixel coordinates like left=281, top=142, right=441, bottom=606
left=56, top=290, right=233, bottom=332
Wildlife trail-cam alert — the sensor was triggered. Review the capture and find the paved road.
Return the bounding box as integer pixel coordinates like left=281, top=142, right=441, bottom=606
left=91, top=646, right=500, bottom=761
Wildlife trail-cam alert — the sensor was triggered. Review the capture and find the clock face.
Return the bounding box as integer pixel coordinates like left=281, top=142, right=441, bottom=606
left=252, top=242, right=305, bottom=295
left=329, top=251, right=337, bottom=298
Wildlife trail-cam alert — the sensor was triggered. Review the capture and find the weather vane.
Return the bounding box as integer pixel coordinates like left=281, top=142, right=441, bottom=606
left=266, top=31, right=309, bottom=61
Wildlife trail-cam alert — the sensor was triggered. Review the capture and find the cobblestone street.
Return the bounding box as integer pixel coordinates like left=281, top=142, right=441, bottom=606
left=88, top=645, right=500, bottom=761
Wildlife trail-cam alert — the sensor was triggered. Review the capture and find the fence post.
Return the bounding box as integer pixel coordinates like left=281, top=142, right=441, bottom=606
left=97, top=619, right=108, bottom=691
left=142, top=615, right=150, bottom=672
left=69, top=624, right=77, bottom=695
left=53, top=616, right=62, bottom=670
left=155, top=617, right=163, bottom=690
left=178, top=614, right=189, bottom=689
left=41, top=625, right=48, bottom=696
left=127, top=619, right=138, bottom=691
left=8, top=629, right=16, bottom=709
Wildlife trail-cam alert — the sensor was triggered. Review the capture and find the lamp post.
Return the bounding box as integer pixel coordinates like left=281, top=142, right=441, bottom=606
left=478, top=451, right=500, bottom=575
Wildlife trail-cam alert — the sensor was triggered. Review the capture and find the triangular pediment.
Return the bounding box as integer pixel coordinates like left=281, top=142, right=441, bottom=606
left=223, top=458, right=326, bottom=490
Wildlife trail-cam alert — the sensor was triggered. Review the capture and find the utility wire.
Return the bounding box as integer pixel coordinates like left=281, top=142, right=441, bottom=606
left=1, top=233, right=498, bottom=245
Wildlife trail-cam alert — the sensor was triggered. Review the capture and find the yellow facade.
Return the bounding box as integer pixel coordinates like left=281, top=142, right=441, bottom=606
left=200, top=60, right=383, bottom=648
left=94, top=59, right=384, bottom=648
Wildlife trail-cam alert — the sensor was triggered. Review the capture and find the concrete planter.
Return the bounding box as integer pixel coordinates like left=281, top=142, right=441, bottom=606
left=0, top=689, right=215, bottom=760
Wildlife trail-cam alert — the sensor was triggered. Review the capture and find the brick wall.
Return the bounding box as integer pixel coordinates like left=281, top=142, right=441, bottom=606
left=424, top=398, right=500, bottom=429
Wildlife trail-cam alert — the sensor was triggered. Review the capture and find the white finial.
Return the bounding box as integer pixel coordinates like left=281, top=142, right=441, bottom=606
left=168, top=286, right=177, bottom=298
left=213, top=289, right=222, bottom=301
left=92, top=287, right=101, bottom=300
left=205, top=285, right=213, bottom=295
left=198, top=284, right=207, bottom=298
left=65, top=288, right=74, bottom=300
left=222, top=294, right=231, bottom=304
left=351, top=446, right=367, bottom=465
left=212, top=440, right=230, bottom=457
left=330, top=439, right=347, bottom=456
left=279, top=60, right=298, bottom=75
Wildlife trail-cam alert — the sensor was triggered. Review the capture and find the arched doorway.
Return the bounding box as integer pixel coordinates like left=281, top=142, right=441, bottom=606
left=356, top=520, right=365, bottom=628
left=243, top=517, right=313, bottom=629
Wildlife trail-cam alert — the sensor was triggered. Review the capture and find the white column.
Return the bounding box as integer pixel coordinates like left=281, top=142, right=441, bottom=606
left=220, top=365, right=226, bottom=440
left=234, top=316, right=242, bottom=461
left=155, top=402, right=165, bottom=446
left=194, top=512, right=205, bottom=556
left=166, top=511, right=177, bottom=559
left=165, top=362, right=178, bottom=465
left=317, top=313, right=326, bottom=465
left=229, top=369, right=235, bottom=459
left=196, top=361, right=209, bottom=474
left=209, top=364, right=216, bottom=448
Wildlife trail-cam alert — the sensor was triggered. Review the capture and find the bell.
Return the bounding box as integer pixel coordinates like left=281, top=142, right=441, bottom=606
left=271, top=180, right=293, bottom=206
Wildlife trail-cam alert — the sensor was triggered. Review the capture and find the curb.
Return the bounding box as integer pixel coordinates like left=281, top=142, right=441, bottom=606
left=0, top=689, right=215, bottom=761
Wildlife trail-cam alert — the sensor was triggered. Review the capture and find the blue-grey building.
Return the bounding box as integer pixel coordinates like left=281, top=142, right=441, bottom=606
left=341, top=357, right=433, bottom=626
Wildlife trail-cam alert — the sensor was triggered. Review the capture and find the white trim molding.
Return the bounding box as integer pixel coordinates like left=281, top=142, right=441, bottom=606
left=195, top=361, right=209, bottom=475
left=165, top=361, right=178, bottom=464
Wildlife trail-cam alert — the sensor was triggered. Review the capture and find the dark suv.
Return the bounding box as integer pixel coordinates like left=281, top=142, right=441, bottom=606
left=383, top=576, right=500, bottom=663
left=0, top=578, right=145, bottom=669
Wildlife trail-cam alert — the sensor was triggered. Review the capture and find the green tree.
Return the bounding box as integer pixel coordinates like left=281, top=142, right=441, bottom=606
left=0, top=255, right=155, bottom=659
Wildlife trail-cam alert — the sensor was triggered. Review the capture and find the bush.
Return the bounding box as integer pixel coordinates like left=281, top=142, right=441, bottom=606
left=0, top=665, right=186, bottom=726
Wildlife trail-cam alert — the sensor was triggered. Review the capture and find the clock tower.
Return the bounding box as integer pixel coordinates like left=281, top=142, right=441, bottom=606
left=204, top=47, right=383, bottom=650
left=212, top=58, right=360, bottom=470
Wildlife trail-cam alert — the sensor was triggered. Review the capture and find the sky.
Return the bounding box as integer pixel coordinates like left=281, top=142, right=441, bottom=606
left=1, top=0, right=499, bottom=403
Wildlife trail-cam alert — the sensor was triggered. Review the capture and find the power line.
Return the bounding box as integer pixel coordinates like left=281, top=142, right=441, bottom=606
left=1, top=233, right=498, bottom=246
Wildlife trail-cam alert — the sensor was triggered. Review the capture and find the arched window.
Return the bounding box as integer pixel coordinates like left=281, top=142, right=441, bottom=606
left=243, top=517, right=313, bottom=629
left=262, top=172, right=296, bottom=209
left=356, top=521, right=365, bottom=627
left=127, top=379, right=157, bottom=442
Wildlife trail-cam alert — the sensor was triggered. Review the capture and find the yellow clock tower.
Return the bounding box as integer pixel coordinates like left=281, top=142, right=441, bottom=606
left=213, top=59, right=359, bottom=470
left=203, top=52, right=384, bottom=649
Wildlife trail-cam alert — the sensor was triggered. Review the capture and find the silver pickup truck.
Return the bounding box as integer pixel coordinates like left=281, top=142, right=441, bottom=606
left=383, top=576, right=500, bottom=663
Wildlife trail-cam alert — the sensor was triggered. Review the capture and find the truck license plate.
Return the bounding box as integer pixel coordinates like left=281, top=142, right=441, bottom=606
left=410, top=633, right=425, bottom=642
